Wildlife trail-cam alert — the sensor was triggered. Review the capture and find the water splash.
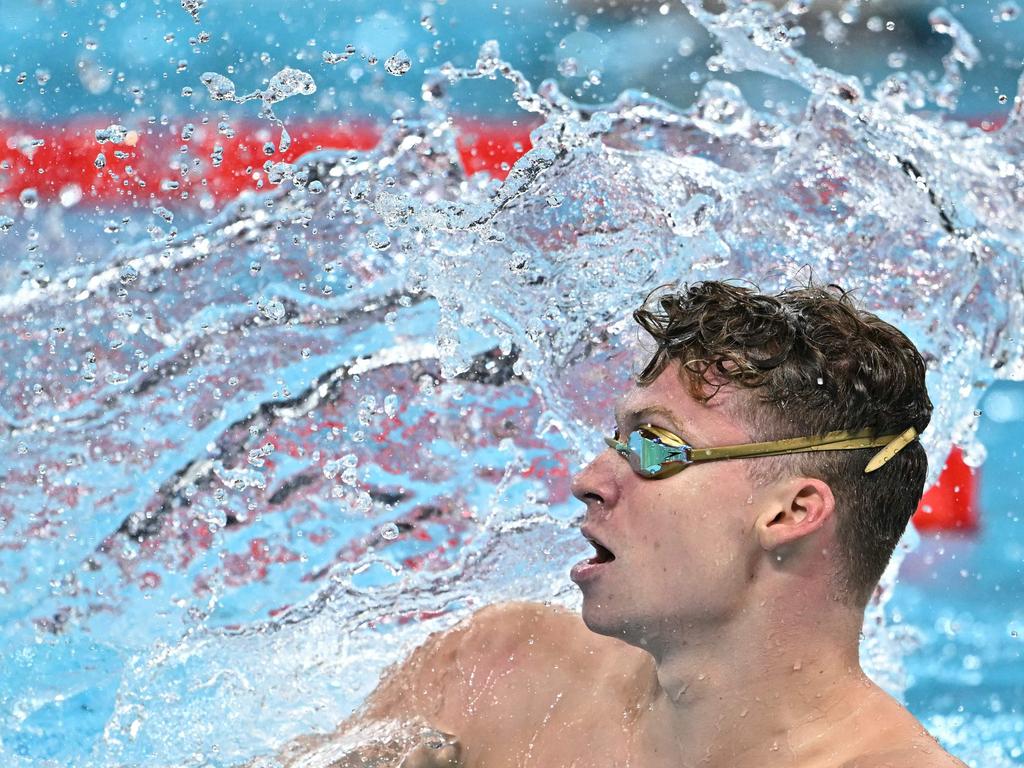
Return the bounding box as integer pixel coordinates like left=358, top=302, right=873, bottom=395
left=1, top=4, right=1022, bottom=767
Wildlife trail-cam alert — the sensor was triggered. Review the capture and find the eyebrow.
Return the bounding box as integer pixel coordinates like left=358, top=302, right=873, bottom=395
left=614, top=405, right=685, bottom=432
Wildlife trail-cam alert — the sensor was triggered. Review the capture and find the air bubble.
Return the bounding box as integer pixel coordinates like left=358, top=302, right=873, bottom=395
left=380, top=523, right=400, bottom=540
left=19, top=188, right=39, bottom=209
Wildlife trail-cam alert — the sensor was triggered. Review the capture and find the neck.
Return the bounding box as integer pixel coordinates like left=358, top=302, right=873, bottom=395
left=630, top=598, right=880, bottom=768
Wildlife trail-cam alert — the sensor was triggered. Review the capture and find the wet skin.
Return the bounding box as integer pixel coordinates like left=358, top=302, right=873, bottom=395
left=273, top=366, right=968, bottom=768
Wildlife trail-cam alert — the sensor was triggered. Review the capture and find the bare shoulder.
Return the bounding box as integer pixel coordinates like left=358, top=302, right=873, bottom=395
left=459, top=600, right=649, bottom=676
left=840, top=734, right=969, bottom=768
left=358, top=599, right=650, bottom=737
left=829, top=684, right=970, bottom=768
left=456, top=600, right=590, bottom=652
left=358, top=601, right=608, bottom=722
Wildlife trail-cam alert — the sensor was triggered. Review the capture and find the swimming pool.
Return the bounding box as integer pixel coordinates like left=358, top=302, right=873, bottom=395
left=1, top=1, right=1022, bottom=765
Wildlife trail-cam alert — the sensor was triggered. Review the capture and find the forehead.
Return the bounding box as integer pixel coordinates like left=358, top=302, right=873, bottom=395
left=614, top=366, right=751, bottom=443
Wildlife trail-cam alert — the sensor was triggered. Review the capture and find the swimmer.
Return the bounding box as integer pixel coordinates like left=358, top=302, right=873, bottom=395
left=274, top=281, right=968, bottom=768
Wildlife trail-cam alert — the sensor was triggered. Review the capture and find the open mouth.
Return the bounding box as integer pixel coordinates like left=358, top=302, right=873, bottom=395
left=587, top=539, right=616, bottom=564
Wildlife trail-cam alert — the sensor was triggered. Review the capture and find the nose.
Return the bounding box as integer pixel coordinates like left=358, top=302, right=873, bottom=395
left=571, top=447, right=621, bottom=512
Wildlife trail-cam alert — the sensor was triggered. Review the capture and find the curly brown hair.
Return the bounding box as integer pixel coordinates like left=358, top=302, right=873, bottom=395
left=633, top=280, right=933, bottom=606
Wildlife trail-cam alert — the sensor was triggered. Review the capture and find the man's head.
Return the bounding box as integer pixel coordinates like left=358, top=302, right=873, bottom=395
left=570, top=280, right=932, bottom=645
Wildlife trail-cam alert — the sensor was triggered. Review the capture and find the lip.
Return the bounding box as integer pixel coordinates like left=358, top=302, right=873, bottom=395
left=571, top=525, right=616, bottom=585
left=579, top=525, right=612, bottom=553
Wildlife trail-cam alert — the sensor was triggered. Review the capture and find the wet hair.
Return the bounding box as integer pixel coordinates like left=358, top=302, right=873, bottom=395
left=633, top=280, right=933, bottom=606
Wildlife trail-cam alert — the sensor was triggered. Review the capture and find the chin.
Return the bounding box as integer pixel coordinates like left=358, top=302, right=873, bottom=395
left=580, top=597, right=650, bottom=647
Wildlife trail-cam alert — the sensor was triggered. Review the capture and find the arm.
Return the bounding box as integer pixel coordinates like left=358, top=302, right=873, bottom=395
left=263, top=600, right=624, bottom=767
left=265, top=602, right=549, bottom=768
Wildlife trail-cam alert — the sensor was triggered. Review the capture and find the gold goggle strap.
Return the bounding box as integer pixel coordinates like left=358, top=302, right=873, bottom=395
left=670, top=426, right=919, bottom=474
left=863, top=426, right=919, bottom=473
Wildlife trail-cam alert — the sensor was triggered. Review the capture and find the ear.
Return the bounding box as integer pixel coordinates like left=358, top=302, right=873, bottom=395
left=754, top=477, right=836, bottom=552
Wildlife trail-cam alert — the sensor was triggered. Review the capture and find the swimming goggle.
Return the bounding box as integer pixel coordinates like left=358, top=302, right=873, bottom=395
left=604, top=424, right=919, bottom=479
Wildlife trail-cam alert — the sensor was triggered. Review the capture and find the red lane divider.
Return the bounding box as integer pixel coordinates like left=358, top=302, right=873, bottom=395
left=0, top=118, right=536, bottom=204
left=0, top=116, right=980, bottom=532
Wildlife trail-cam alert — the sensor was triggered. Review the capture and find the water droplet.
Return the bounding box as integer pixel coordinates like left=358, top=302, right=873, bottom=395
left=19, top=188, right=38, bottom=209
left=261, top=300, right=286, bottom=323
left=994, top=1, right=1020, bottom=22
left=264, top=67, right=316, bottom=104
left=323, top=45, right=356, bottom=65
left=557, top=57, right=579, bottom=78
left=59, top=184, right=82, bottom=208
left=323, top=458, right=344, bottom=480
left=199, top=71, right=236, bottom=101
left=384, top=49, right=412, bottom=76
left=886, top=51, right=906, bottom=69
left=119, top=264, right=139, bottom=284
left=365, top=227, right=392, bottom=251
left=380, top=523, right=400, bottom=540
left=307, top=180, right=325, bottom=194
left=95, top=124, right=130, bottom=145
left=0, top=216, right=14, bottom=234
left=383, top=394, right=400, bottom=417
left=181, top=0, right=204, bottom=23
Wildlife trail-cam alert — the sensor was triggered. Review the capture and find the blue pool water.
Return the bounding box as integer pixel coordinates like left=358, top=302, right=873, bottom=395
left=1, top=1, right=1023, bottom=766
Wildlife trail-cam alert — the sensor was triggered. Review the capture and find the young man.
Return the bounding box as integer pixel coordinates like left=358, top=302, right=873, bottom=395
left=275, top=281, right=967, bottom=768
